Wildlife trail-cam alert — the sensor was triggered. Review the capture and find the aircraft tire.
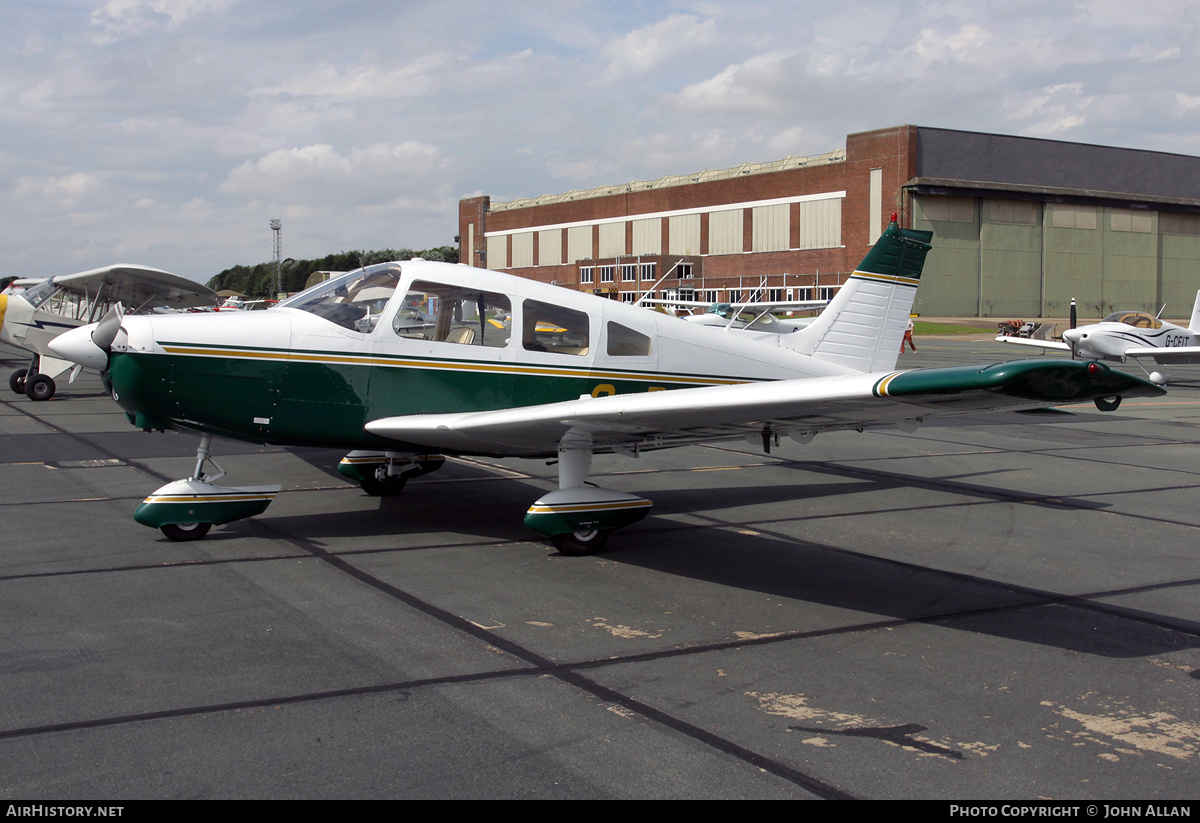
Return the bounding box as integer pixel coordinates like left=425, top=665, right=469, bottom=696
left=25, top=374, right=55, bottom=401
left=160, top=522, right=212, bottom=542
left=360, top=474, right=408, bottom=497
left=10, top=370, right=27, bottom=395
left=551, top=529, right=610, bottom=556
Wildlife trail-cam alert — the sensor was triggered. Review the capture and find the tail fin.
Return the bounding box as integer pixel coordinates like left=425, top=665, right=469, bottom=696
left=1190, top=290, right=1200, bottom=333
left=784, top=218, right=932, bottom=373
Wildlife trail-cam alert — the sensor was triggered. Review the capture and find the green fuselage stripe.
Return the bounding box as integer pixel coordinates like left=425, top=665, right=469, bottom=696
left=107, top=348, right=747, bottom=450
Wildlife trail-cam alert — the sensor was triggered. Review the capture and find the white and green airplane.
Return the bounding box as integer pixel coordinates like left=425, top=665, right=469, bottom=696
left=49, top=219, right=1164, bottom=553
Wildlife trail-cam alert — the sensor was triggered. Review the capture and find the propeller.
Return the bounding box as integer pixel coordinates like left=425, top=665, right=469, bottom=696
left=91, top=303, right=125, bottom=351
left=47, top=303, right=124, bottom=372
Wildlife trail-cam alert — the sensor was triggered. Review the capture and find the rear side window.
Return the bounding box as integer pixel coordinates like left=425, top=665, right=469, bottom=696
left=606, top=322, right=651, bottom=356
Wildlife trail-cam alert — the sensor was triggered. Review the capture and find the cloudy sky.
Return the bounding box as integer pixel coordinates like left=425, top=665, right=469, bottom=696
left=5, top=0, right=1200, bottom=283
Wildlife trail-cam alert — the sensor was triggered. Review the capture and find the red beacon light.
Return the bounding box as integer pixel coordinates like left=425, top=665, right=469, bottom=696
left=890, top=212, right=898, bottom=223
left=1087, top=362, right=1102, bottom=375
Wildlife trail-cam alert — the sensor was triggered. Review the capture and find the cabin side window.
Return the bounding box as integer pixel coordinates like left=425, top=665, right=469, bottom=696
left=522, top=300, right=590, bottom=355
left=606, top=322, right=651, bottom=357
left=394, top=280, right=512, bottom=348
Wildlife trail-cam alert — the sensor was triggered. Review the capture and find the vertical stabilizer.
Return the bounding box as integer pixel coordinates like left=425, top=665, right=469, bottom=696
left=1189, top=290, right=1200, bottom=332
left=784, top=218, right=933, bottom=373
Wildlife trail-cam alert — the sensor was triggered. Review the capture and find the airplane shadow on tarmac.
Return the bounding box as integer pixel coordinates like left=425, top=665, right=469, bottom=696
left=265, top=446, right=1197, bottom=662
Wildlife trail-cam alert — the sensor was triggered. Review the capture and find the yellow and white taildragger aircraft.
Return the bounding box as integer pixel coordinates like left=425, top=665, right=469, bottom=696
left=1, top=264, right=217, bottom=400
left=49, top=220, right=1164, bottom=553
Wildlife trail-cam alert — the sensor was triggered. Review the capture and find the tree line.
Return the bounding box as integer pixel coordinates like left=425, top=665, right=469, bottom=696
left=206, top=246, right=460, bottom=297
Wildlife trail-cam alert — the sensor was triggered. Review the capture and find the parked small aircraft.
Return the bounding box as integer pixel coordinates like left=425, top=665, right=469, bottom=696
left=50, top=220, right=1163, bottom=552
left=639, top=297, right=828, bottom=335
left=1, top=264, right=217, bottom=400
left=995, top=291, right=1200, bottom=385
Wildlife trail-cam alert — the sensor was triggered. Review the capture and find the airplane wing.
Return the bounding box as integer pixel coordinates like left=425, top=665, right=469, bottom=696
left=1123, top=345, right=1200, bottom=365
left=54, top=265, right=217, bottom=311
left=365, top=360, right=1162, bottom=456
left=994, top=335, right=1072, bottom=352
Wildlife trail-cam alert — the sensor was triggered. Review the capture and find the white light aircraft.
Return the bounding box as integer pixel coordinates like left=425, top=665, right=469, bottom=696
left=49, top=220, right=1163, bottom=553
left=639, top=297, right=828, bottom=335
left=1, top=264, right=217, bottom=400
left=995, top=291, right=1200, bottom=386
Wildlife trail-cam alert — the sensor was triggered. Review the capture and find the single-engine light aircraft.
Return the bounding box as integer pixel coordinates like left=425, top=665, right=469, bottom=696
left=639, top=297, right=828, bottom=336
left=1, top=264, right=217, bottom=400
left=996, top=291, right=1200, bottom=386
left=49, top=219, right=1164, bottom=553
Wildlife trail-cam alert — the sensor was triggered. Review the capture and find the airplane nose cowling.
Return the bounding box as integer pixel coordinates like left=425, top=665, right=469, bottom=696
left=49, top=323, right=110, bottom=371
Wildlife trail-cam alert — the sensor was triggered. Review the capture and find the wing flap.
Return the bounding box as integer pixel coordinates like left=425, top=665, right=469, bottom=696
left=365, top=360, right=1164, bottom=456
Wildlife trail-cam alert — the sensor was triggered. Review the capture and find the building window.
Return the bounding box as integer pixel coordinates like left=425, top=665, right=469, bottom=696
left=620, top=292, right=636, bottom=303
left=768, top=288, right=783, bottom=303
left=727, top=289, right=741, bottom=304
left=704, top=290, right=718, bottom=303
left=599, top=266, right=615, bottom=283
left=989, top=199, right=1038, bottom=226
left=796, top=287, right=813, bottom=301
left=677, top=263, right=693, bottom=279
left=1161, top=212, right=1200, bottom=236
left=1110, top=207, right=1152, bottom=233
left=923, top=195, right=974, bottom=223
left=640, top=263, right=656, bottom=281
left=580, top=266, right=594, bottom=284
left=621, top=264, right=637, bottom=282
left=1051, top=204, right=1097, bottom=230
left=819, top=286, right=838, bottom=301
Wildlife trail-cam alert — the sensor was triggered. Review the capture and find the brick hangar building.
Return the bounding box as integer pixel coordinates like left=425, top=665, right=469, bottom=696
left=458, top=125, right=1200, bottom=319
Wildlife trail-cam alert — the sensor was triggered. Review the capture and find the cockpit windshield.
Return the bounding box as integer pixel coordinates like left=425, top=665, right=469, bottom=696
left=1100, top=311, right=1161, bottom=329
left=279, top=264, right=403, bottom=333
left=22, top=279, right=60, bottom=309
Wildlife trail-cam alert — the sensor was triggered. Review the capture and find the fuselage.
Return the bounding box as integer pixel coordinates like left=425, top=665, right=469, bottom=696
left=96, top=260, right=855, bottom=452
left=1062, top=317, right=1196, bottom=361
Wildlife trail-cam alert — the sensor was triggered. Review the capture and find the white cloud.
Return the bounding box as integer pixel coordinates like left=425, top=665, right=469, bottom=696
left=4, top=1, right=1200, bottom=280
left=219, top=142, right=451, bottom=198
left=90, top=0, right=238, bottom=43
left=675, top=51, right=800, bottom=113
left=601, top=14, right=718, bottom=80
left=14, top=172, right=105, bottom=206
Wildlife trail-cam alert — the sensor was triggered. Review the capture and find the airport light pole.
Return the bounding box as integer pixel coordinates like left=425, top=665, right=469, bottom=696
left=271, top=219, right=282, bottom=298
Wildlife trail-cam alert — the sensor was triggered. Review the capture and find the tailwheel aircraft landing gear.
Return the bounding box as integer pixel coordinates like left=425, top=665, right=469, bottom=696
left=160, top=522, right=213, bottom=542
left=25, top=373, right=56, bottom=401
